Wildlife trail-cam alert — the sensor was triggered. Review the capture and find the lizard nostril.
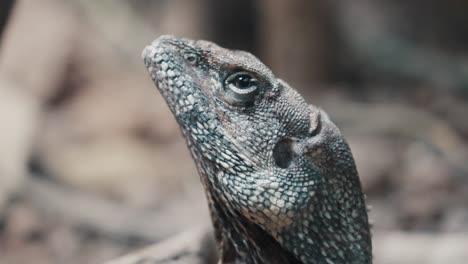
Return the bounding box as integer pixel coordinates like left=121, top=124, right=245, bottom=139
left=273, top=138, right=296, bottom=168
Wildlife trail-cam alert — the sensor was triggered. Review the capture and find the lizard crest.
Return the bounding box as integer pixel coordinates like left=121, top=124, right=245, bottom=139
left=143, top=35, right=372, bottom=264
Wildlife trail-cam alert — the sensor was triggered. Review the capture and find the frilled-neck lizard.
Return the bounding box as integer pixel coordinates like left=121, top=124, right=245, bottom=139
left=142, top=35, right=372, bottom=264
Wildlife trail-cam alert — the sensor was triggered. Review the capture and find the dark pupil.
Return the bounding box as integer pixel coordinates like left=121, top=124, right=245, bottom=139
left=187, top=55, right=196, bottom=62
left=234, top=75, right=253, bottom=89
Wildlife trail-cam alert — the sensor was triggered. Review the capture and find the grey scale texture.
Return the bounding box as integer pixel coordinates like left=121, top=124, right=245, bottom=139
left=142, top=35, right=372, bottom=264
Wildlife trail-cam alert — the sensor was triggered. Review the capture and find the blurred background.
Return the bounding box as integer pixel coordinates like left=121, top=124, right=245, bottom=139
left=0, top=1, right=467, bottom=263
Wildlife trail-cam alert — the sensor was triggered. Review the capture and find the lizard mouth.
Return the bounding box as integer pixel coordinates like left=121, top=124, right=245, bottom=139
left=142, top=44, right=165, bottom=89
left=142, top=36, right=200, bottom=117
left=142, top=35, right=186, bottom=88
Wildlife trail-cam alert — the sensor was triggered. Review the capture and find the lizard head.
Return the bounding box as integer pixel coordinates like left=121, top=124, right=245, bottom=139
left=143, top=35, right=371, bottom=263
left=142, top=35, right=316, bottom=167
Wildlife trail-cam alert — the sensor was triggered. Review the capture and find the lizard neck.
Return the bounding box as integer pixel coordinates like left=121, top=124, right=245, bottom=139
left=201, top=170, right=300, bottom=264
left=187, top=133, right=371, bottom=264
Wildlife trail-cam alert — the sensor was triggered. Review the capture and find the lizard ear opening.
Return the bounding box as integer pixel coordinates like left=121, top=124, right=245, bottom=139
left=273, top=138, right=296, bottom=168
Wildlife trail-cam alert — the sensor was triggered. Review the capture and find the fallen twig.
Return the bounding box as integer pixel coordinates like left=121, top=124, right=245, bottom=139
left=23, top=176, right=210, bottom=242
left=104, top=226, right=216, bottom=264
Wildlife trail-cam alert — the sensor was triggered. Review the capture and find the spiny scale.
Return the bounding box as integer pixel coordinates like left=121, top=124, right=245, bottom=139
left=142, top=35, right=372, bottom=264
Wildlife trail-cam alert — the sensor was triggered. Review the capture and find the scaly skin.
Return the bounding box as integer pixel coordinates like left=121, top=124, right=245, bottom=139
left=142, top=35, right=372, bottom=264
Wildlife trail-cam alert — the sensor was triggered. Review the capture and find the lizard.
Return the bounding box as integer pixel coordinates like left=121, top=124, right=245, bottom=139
left=142, top=35, right=372, bottom=264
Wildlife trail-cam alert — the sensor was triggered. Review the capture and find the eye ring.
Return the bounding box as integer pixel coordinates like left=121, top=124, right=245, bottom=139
left=223, top=71, right=260, bottom=105
left=184, top=52, right=198, bottom=65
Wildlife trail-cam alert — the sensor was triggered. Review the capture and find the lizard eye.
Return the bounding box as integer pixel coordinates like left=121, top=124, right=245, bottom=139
left=184, top=52, right=198, bottom=65
left=223, top=71, right=260, bottom=105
